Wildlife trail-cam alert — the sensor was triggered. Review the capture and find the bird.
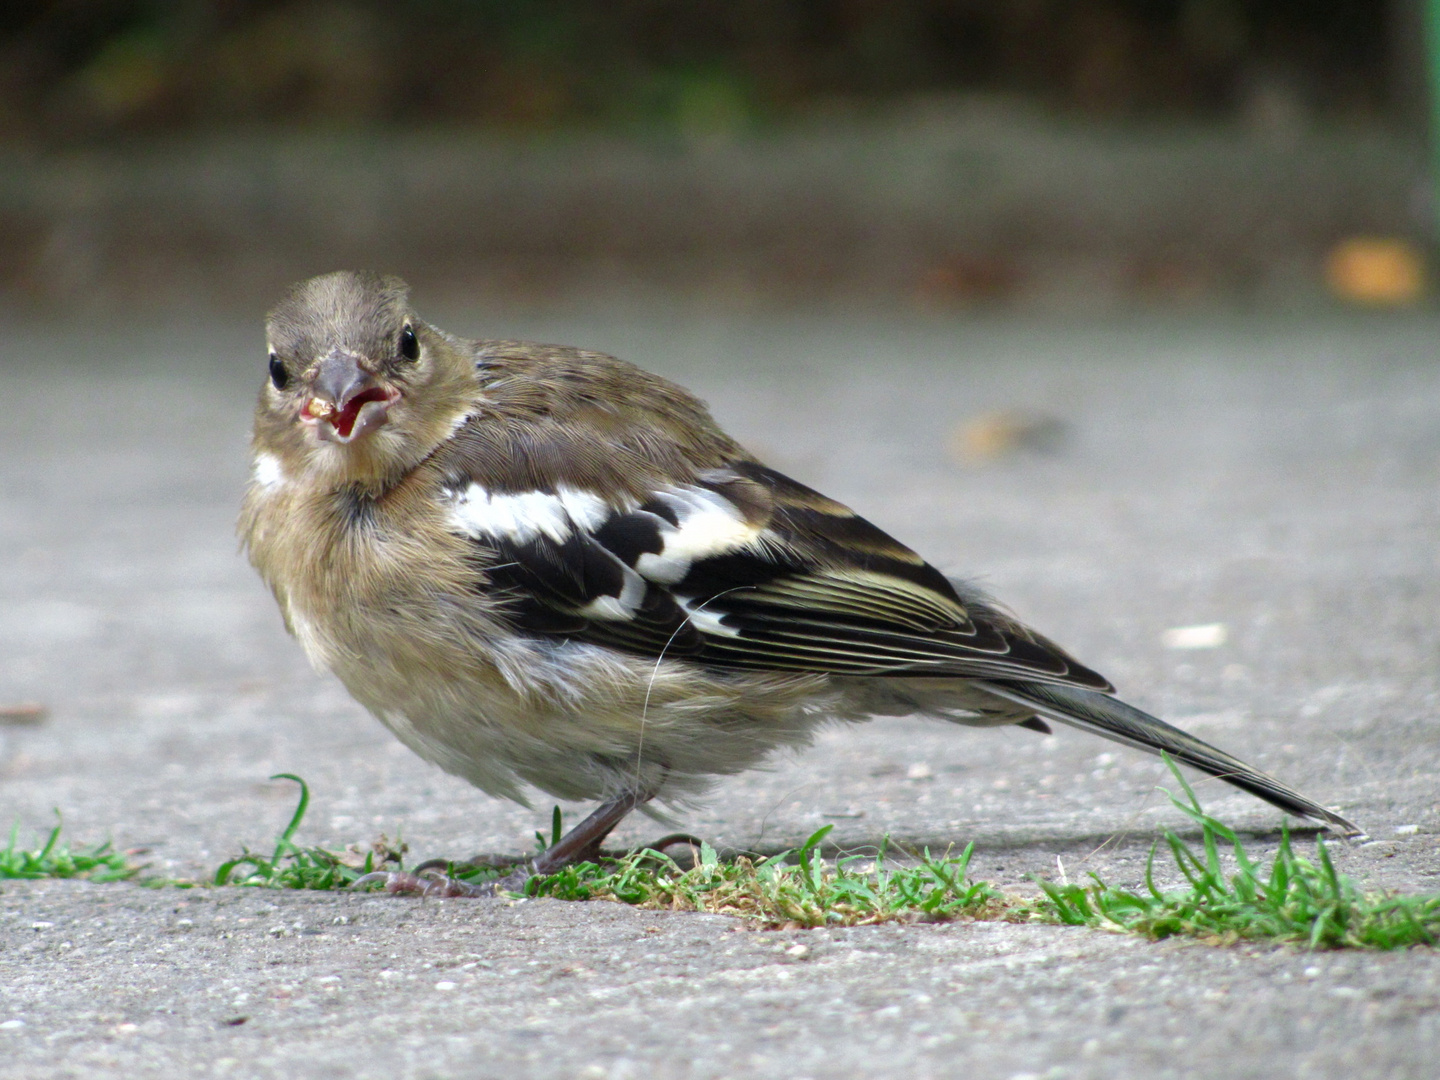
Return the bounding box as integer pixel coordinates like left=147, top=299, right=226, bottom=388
left=240, top=270, right=1360, bottom=894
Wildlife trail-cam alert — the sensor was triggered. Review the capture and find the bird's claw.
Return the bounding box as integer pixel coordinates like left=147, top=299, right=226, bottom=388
left=635, top=833, right=709, bottom=868
left=350, top=867, right=530, bottom=898
left=639, top=832, right=707, bottom=855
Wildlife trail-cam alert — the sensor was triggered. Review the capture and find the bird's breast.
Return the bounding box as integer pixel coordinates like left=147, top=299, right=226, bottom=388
left=244, top=468, right=518, bottom=689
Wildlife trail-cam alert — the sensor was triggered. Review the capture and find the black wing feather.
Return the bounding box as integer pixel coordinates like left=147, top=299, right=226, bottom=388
left=459, top=464, right=1111, bottom=690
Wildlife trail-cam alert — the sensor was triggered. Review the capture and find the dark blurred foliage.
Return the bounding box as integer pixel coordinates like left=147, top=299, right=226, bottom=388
left=0, top=1, right=1401, bottom=144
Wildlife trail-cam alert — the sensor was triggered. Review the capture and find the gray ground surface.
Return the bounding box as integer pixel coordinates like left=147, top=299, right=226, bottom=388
left=2, top=307, right=1439, bottom=1078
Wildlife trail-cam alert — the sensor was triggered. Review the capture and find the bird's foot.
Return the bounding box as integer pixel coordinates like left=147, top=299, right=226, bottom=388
left=636, top=833, right=709, bottom=869
left=351, top=863, right=532, bottom=898
left=351, top=790, right=656, bottom=898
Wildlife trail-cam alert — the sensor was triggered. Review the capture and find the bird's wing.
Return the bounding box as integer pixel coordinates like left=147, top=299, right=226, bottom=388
left=442, top=459, right=1112, bottom=690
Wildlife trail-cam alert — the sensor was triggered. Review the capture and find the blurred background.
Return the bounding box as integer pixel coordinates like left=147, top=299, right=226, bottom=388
left=0, top=0, right=1435, bottom=317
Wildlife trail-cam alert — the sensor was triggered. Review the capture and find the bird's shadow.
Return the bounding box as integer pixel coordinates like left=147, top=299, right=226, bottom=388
left=630, top=822, right=1337, bottom=873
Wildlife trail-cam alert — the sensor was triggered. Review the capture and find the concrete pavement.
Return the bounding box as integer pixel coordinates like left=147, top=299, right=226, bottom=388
left=2, top=307, right=1439, bottom=1078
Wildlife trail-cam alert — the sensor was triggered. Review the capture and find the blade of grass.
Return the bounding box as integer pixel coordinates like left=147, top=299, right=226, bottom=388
left=1, top=813, right=141, bottom=883
left=1028, top=755, right=1440, bottom=949
left=213, top=775, right=406, bottom=890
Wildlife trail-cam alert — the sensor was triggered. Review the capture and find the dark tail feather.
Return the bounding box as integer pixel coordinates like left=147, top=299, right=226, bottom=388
left=976, top=679, right=1363, bottom=837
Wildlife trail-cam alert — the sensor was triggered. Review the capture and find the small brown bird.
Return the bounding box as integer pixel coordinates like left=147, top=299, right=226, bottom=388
left=241, top=271, right=1359, bottom=894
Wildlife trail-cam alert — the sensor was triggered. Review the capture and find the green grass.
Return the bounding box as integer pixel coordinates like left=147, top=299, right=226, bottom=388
left=315, top=802, right=1004, bottom=927
left=520, top=827, right=1003, bottom=928
left=212, top=774, right=406, bottom=890
left=12, top=765, right=1440, bottom=949
left=1034, top=764, right=1440, bottom=949
left=0, top=815, right=141, bottom=883
left=208, top=783, right=1001, bottom=925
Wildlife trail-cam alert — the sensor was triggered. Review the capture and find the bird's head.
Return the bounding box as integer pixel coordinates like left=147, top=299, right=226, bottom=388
left=255, top=271, right=476, bottom=490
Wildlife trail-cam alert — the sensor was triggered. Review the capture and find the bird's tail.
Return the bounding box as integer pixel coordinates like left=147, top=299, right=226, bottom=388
left=975, top=679, right=1363, bottom=837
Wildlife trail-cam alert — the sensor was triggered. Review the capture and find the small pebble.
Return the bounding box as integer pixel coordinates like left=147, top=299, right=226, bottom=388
left=948, top=411, right=1067, bottom=463
left=1325, top=237, right=1424, bottom=306
left=0, top=703, right=47, bottom=726
left=1162, top=623, right=1228, bottom=650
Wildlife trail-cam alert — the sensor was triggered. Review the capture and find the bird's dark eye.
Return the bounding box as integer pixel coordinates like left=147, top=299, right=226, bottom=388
left=399, top=325, right=419, bottom=361
left=268, top=353, right=289, bottom=390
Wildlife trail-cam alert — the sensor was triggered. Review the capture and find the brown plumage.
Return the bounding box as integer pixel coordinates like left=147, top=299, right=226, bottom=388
left=240, top=271, right=1360, bottom=894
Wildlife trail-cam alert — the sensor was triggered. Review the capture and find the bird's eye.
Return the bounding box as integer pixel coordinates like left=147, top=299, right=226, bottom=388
left=399, top=325, right=419, bottom=361
left=268, top=353, right=289, bottom=390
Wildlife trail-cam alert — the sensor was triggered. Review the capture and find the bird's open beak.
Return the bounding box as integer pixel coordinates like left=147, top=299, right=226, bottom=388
left=300, top=351, right=400, bottom=444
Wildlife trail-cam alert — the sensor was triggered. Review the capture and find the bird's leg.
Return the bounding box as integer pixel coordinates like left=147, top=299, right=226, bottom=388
left=529, top=789, right=648, bottom=876
left=353, top=789, right=650, bottom=898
